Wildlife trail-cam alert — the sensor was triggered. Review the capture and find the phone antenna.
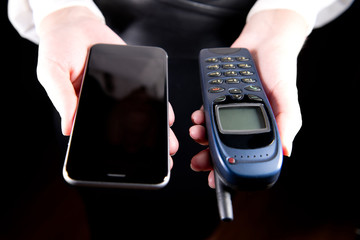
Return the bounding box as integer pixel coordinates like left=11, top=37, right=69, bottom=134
left=214, top=171, right=233, bottom=221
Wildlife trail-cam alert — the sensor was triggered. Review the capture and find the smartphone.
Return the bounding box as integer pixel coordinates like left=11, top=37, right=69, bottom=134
left=63, top=44, right=169, bottom=189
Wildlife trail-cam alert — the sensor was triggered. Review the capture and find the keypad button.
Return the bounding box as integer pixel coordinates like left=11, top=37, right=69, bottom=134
left=248, top=94, right=263, bottom=101
left=209, top=79, right=223, bottom=84
left=224, top=71, right=238, bottom=77
left=235, top=56, right=249, bottom=61
left=241, top=78, right=256, bottom=83
left=230, top=94, right=244, bottom=100
left=240, top=71, right=254, bottom=76
left=206, top=57, right=219, bottom=63
left=220, top=57, right=234, bottom=62
left=229, top=88, right=242, bottom=94
left=225, top=78, right=239, bottom=84
left=209, top=87, right=225, bottom=93
left=208, top=71, right=222, bottom=77
left=238, top=64, right=251, bottom=68
left=222, top=64, right=236, bottom=69
left=214, top=96, right=226, bottom=103
left=245, top=85, right=261, bottom=92
left=207, top=64, right=220, bottom=70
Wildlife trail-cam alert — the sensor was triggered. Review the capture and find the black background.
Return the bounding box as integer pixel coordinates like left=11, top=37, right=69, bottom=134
left=1, top=1, right=360, bottom=239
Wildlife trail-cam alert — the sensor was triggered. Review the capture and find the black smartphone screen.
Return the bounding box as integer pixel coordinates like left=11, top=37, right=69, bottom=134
left=64, top=44, right=169, bottom=187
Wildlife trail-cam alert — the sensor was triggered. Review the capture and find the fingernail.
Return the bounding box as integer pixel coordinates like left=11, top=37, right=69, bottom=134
left=283, top=142, right=293, bottom=157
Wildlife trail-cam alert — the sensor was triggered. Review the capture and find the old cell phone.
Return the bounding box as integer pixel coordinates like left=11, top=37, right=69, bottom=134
left=63, top=44, right=169, bottom=189
left=199, top=48, right=283, bottom=220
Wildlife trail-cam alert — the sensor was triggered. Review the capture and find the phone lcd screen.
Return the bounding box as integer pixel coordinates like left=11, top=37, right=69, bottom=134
left=215, top=103, right=270, bottom=135
left=64, top=44, right=169, bottom=186
left=218, top=107, right=265, bottom=131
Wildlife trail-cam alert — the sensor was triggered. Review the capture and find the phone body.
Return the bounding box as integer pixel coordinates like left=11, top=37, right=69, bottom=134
left=63, top=44, right=170, bottom=189
left=199, top=48, right=283, bottom=190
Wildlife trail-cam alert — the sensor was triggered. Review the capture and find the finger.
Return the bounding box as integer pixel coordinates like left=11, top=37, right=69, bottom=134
left=208, top=170, right=215, bottom=189
left=37, top=57, right=78, bottom=136
left=269, top=84, right=302, bottom=157
left=191, top=107, right=205, bottom=125
left=274, top=99, right=302, bottom=157
left=276, top=113, right=301, bottom=157
left=169, top=155, right=174, bottom=170
left=169, top=102, right=175, bottom=127
left=169, top=128, right=179, bottom=157
left=190, top=148, right=212, bottom=172
left=189, top=125, right=208, bottom=146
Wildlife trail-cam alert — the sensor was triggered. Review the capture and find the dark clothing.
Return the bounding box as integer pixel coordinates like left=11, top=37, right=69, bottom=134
left=96, top=0, right=255, bottom=58
left=82, top=1, right=254, bottom=239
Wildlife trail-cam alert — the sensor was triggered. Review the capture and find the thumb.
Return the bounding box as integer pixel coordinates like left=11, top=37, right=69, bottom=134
left=269, top=83, right=302, bottom=157
left=275, top=107, right=302, bottom=157
left=37, top=58, right=78, bottom=136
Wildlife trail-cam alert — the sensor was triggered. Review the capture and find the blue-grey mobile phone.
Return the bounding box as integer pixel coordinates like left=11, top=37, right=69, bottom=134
left=199, top=48, right=283, bottom=219
left=200, top=47, right=282, bottom=189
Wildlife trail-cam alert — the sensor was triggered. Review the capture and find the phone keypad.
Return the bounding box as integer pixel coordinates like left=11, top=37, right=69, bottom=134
left=205, top=56, right=262, bottom=102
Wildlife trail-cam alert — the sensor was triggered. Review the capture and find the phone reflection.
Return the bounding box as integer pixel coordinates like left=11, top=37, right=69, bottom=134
left=106, top=87, right=160, bottom=154
left=88, top=44, right=165, bottom=100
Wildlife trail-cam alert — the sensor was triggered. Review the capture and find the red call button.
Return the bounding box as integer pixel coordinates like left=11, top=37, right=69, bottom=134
left=208, top=87, right=225, bottom=93
left=227, top=157, right=236, bottom=164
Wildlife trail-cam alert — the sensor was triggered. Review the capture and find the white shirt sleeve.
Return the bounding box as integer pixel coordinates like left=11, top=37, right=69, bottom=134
left=247, top=0, right=354, bottom=35
left=8, top=0, right=355, bottom=43
left=8, top=0, right=105, bottom=44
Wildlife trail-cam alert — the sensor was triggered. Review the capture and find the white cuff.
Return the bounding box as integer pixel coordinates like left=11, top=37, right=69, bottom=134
left=29, top=0, right=105, bottom=29
left=247, top=0, right=353, bottom=35
left=8, top=0, right=105, bottom=44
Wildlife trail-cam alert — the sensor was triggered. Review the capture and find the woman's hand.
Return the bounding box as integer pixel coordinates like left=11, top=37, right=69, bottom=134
left=37, top=6, right=126, bottom=135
